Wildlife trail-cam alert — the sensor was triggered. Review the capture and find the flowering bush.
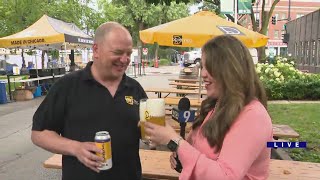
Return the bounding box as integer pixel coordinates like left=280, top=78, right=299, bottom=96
left=256, top=57, right=320, bottom=100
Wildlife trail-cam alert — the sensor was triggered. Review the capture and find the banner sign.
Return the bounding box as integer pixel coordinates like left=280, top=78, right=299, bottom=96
left=238, top=0, right=252, bottom=14
left=220, top=0, right=234, bottom=14
left=10, top=38, right=45, bottom=46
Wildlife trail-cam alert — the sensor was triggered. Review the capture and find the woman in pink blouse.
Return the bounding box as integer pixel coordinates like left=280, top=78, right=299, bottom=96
left=144, top=35, right=273, bottom=180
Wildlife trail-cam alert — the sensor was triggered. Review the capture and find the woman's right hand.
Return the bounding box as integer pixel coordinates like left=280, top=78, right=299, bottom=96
left=170, top=152, right=178, bottom=170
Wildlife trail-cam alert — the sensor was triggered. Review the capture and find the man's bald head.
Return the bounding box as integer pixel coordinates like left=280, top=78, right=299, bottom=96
left=94, top=22, right=131, bottom=44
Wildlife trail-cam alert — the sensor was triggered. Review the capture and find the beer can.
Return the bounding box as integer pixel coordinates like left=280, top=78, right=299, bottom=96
left=95, top=131, right=112, bottom=170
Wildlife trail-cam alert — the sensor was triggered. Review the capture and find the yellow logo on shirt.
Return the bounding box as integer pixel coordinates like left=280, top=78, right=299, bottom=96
left=125, top=96, right=133, bottom=105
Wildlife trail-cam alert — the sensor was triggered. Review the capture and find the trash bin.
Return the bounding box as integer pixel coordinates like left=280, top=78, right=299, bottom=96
left=0, top=82, right=7, bottom=104
left=33, top=86, right=42, bottom=98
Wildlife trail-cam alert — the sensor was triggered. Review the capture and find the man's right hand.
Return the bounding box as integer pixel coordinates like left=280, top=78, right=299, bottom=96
left=73, top=142, right=104, bottom=173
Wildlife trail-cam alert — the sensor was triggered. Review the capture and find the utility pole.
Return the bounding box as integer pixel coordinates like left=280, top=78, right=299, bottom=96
left=288, top=0, right=291, bottom=21
left=234, top=0, right=238, bottom=24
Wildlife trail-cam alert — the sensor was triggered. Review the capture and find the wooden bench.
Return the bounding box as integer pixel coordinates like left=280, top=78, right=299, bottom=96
left=44, top=149, right=320, bottom=180
left=164, top=97, right=202, bottom=108
left=168, top=78, right=200, bottom=83
left=145, top=88, right=206, bottom=98
left=169, top=82, right=204, bottom=90
left=272, top=124, right=300, bottom=139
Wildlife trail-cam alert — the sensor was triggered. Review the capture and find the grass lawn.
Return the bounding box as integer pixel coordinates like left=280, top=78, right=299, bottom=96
left=268, top=103, right=320, bottom=163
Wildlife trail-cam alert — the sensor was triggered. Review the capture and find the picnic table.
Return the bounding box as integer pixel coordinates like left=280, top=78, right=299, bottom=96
left=164, top=97, right=202, bottom=108
left=145, top=88, right=206, bottom=98
left=168, top=78, right=200, bottom=83
left=169, top=82, right=204, bottom=87
left=272, top=124, right=300, bottom=139
left=44, top=149, right=320, bottom=180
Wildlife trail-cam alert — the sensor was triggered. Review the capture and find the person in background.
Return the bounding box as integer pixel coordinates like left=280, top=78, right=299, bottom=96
left=144, top=35, right=272, bottom=180
left=31, top=22, right=147, bottom=180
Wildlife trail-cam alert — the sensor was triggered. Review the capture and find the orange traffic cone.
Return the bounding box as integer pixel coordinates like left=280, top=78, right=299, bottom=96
left=155, top=59, right=159, bottom=68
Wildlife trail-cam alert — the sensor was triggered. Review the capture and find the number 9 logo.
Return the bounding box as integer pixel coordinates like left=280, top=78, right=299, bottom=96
left=183, top=111, right=191, bottom=122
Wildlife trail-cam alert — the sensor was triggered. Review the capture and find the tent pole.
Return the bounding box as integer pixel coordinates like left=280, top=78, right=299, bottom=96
left=234, top=0, right=238, bottom=24
left=35, top=51, right=39, bottom=84
left=64, top=43, right=68, bottom=71
left=198, top=63, right=201, bottom=103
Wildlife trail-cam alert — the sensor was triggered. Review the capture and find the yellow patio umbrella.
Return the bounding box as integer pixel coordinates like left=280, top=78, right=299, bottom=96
left=139, top=11, right=268, bottom=48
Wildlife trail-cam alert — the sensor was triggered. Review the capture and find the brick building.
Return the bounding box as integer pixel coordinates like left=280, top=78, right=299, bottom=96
left=239, top=0, right=320, bottom=56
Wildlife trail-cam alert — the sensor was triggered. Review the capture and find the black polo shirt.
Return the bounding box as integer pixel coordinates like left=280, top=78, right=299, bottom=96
left=32, top=62, right=147, bottom=180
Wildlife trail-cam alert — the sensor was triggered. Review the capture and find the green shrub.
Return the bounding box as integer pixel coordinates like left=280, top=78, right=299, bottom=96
left=257, top=57, right=320, bottom=100
left=159, top=59, right=170, bottom=66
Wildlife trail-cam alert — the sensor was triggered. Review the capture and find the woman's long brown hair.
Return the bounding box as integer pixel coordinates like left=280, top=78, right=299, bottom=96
left=192, top=35, right=267, bottom=153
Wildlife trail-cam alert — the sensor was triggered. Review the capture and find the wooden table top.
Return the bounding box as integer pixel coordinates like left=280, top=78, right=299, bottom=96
left=44, top=149, right=320, bottom=180
left=145, top=88, right=207, bottom=95
left=168, top=78, right=200, bottom=83
left=272, top=124, right=300, bottom=138
left=164, top=97, right=202, bottom=108
left=169, top=82, right=205, bottom=87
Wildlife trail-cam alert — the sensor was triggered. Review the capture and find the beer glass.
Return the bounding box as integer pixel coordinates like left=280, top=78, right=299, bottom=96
left=139, top=98, right=147, bottom=142
left=139, top=98, right=166, bottom=143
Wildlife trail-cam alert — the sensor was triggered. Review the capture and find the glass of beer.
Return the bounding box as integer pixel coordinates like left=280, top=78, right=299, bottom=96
left=139, top=98, right=166, bottom=144
left=139, top=98, right=148, bottom=143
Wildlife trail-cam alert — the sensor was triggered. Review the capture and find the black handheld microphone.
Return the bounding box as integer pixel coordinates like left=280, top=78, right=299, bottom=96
left=178, top=97, right=190, bottom=138
left=173, top=97, right=191, bottom=173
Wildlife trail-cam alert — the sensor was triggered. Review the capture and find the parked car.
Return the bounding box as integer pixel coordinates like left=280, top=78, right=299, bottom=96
left=183, top=50, right=201, bottom=65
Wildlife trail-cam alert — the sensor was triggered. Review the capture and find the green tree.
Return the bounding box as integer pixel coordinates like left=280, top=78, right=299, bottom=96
left=99, top=0, right=189, bottom=62
left=0, top=0, right=101, bottom=68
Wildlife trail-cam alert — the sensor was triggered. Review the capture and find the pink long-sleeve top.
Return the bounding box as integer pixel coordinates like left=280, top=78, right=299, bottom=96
left=177, top=99, right=273, bottom=180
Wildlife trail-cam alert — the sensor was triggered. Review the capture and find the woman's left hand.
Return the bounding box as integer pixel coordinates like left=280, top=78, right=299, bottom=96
left=144, top=122, right=180, bottom=146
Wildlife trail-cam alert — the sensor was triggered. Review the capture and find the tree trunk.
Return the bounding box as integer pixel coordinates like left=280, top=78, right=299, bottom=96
left=137, top=21, right=144, bottom=63
left=21, top=51, right=26, bottom=68
left=154, top=43, right=159, bottom=63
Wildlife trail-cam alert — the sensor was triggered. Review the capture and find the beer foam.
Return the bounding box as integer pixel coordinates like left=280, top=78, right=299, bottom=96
left=146, top=99, right=165, bottom=117
left=139, top=101, right=147, bottom=121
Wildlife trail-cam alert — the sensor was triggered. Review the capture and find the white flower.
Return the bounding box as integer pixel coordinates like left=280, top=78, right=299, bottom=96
left=274, top=71, right=281, bottom=78
left=289, top=67, right=295, bottom=71
left=283, top=58, right=287, bottom=61
left=256, top=67, right=261, bottom=73
left=280, top=75, right=284, bottom=81
left=290, top=61, right=295, bottom=65
left=260, top=76, right=264, bottom=80
left=269, top=64, right=274, bottom=68
left=265, top=68, right=270, bottom=73
left=276, top=78, right=280, bottom=82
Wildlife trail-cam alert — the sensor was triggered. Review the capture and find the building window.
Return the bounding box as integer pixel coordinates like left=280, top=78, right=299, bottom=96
left=295, top=43, right=298, bottom=57
left=254, top=12, right=260, bottom=21
left=318, top=39, right=320, bottom=66
left=280, top=47, right=287, bottom=56
left=301, top=42, right=304, bottom=56
left=306, top=41, right=309, bottom=64
left=274, top=30, right=279, bottom=39
left=281, top=13, right=286, bottom=20
left=311, top=41, right=316, bottom=65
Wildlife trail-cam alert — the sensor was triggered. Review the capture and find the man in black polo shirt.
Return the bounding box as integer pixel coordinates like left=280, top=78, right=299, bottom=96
left=31, top=22, right=147, bottom=180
